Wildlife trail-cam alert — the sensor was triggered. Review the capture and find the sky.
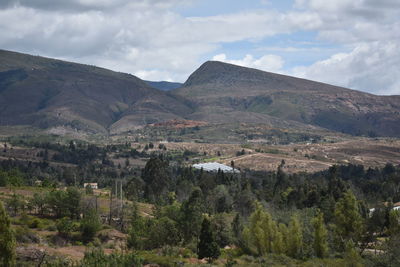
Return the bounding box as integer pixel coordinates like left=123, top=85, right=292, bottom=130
left=0, top=0, right=399, bottom=95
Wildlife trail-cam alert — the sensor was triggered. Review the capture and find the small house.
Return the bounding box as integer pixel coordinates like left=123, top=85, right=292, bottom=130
left=84, top=183, right=98, bottom=189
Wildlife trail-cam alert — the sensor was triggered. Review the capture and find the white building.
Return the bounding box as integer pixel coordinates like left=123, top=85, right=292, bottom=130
left=192, top=162, right=240, bottom=173
left=84, top=183, right=98, bottom=189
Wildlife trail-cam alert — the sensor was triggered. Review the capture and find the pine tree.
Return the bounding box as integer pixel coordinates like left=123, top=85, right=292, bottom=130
left=334, top=190, right=364, bottom=250
left=247, top=202, right=271, bottom=255
left=0, top=201, right=16, bottom=267
left=287, top=214, right=303, bottom=259
left=80, top=208, right=101, bottom=243
left=198, top=217, right=220, bottom=261
left=231, top=213, right=243, bottom=245
left=313, top=210, right=328, bottom=258
left=180, top=188, right=205, bottom=243
left=142, top=156, right=170, bottom=203
left=343, top=240, right=363, bottom=267
left=127, top=201, right=147, bottom=250
left=272, top=223, right=285, bottom=254
left=242, top=202, right=279, bottom=256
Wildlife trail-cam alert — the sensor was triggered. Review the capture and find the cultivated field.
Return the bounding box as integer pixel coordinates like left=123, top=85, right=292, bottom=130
left=161, top=138, right=400, bottom=173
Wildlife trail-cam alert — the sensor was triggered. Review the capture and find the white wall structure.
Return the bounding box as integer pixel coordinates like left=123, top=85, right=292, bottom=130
left=192, top=162, right=240, bottom=174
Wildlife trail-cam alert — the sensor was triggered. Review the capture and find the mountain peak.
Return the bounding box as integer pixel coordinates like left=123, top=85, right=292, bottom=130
left=183, top=60, right=282, bottom=88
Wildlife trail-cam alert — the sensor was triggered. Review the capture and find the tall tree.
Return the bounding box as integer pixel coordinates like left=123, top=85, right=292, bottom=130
left=242, top=202, right=277, bottom=256
left=0, top=201, right=16, bottom=267
left=127, top=201, right=148, bottom=250
left=198, top=217, right=220, bottom=261
left=287, top=214, right=303, bottom=259
left=231, top=213, right=243, bottom=245
left=142, top=156, right=170, bottom=203
left=313, top=210, right=328, bottom=258
left=65, top=187, right=82, bottom=219
left=80, top=208, right=101, bottom=243
left=180, top=188, right=205, bottom=243
left=334, top=190, right=364, bottom=250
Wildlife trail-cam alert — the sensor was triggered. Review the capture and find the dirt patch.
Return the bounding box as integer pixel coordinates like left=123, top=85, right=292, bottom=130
left=150, top=119, right=207, bottom=129
left=163, top=138, right=400, bottom=173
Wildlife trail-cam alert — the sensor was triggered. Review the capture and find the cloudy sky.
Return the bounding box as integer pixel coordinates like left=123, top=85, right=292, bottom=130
left=1, top=0, right=399, bottom=95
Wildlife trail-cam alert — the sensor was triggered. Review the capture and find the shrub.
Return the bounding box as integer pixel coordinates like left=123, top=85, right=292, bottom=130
left=80, top=209, right=101, bottom=243
left=56, top=217, right=74, bottom=238
left=81, top=249, right=143, bottom=267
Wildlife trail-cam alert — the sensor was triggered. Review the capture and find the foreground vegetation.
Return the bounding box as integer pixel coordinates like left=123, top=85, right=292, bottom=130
left=0, top=137, right=400, bottom=266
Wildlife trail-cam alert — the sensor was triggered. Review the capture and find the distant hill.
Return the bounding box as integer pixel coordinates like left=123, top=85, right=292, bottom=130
left=145, top=80, right=182, bottom=91
left=0, top=49, right=191, bottom=134
left=1, top=50, right=399, bottom=138
left=173, top=61, right=400, bottom=137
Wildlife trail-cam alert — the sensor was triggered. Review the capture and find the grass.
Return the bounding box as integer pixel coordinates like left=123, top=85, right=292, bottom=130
left=203, top=157, right=221, bottom=162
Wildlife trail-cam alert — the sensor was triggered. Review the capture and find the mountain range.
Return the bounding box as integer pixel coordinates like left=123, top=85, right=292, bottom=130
left=1, top=49, right=399, bottom=137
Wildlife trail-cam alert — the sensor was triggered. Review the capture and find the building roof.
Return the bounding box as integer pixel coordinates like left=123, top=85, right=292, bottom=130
left=192, top=162, right=239, bottom=173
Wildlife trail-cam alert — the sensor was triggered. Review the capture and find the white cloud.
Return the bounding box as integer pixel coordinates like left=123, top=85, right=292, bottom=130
left=292, top=42, right=400, bottom=95
left=134, top=70, right=173, bottom=82
left=288, top=0, right=400, bottom=95
left=0, top=1, right=398, bottom=94
left=0, top=5, right=304, bottom=82
left=213, top=53, right=284, bottom=73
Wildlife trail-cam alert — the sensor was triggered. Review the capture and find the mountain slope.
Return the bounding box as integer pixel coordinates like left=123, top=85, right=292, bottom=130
left=0, top=49, right=191, bottom=133
left=145, top=80, right=182, bottom=91
left=173, top=61, right=400, bottom=137
left=1, top=50, right=399, bottom=138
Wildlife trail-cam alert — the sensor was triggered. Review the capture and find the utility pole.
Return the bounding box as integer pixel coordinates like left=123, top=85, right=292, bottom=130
left=120, top=179, right=123, bottom=211
left=95, top=195, right=98, bottom=214
left=108, top=184, right=113, bottom=225
left=120, top=179, right=124, bottom=230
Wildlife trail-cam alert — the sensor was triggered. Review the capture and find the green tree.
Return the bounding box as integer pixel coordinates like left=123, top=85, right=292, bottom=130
left=313, top=210, right=328, bottom=258
left=128, top=202, right=148, bottom=250
left=0, top=170, right=8, bottom=186
left=46, top=190, right=68, bottom=218
left=30, top=193, right=47, bottom=216
left=80, top=208, right=101, bottom=243
left=180, top=188, right=205, bottom=243
left=287, top=214, right=303, bottom=259
left=0, top=201, right=16, bottom=267
left=85, top=184, right=94, bottom=195
left=272, top=223, right=285, bottom=254
left=241, top=202, right=279, bottom=256
left=65, top=187, right=82, bottom=219
left=57, top=217, right=74, bottom=238
left=334, top=190, right=364, bottom=250
left=6, top=193, right=25, bottom=216
left=231, top=213, right=243, bottom=245
left=211, top=214, right=233, bottom=247
left=146, top=217, right=181, bottom=248
left=198, top=217, right=220, bottom=261
left=389, top=209, right=400, bottom=236
left=45, top=187, right=81, bottom=219
left=343, top=240, right=363, bottom=267
left=142, top=156, right=171, bottom=203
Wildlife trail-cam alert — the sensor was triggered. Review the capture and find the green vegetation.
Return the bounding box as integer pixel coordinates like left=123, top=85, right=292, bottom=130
left=80, top=209, right=101, bottom=243
left=198, top=217, right=220, bottom=261
left=1, top=136, right=400, bottom=266
left=0, top=201, right=16, bottom=267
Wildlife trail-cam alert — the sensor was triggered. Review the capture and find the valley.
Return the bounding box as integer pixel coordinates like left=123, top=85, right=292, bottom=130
left=0, top=49, right=400, bottom=267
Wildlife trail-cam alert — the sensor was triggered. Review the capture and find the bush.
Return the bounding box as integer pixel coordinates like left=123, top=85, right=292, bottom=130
left=80, top=209, right=101, bottom=243
left=29, top=218, right=41, bottom=229
left=14, top=225, right=39, bottom=243
left=46, top=224, right=57, bottom=231
left=81, top=249, right=143, bottom=267
left=140, top=251, right=182, bottom=267
left=56, top=217, right=74, bottom=238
